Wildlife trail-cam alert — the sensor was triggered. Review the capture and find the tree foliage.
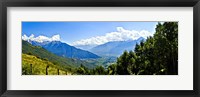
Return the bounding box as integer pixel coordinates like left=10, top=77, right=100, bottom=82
left=114, top=22, right=178, bottom=75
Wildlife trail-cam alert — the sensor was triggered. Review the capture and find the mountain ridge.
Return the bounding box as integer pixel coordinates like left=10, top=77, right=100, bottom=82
left=22, top=40, right=97, bottom=69
left=27, top=40, right=101, bottom=59
left=90, top=37, right=145, bottom=57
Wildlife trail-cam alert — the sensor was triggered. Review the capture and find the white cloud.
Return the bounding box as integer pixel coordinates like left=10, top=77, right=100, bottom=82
left=72, top=27, right=153, bottom=46
left=22, top=34, right=61, bottom=43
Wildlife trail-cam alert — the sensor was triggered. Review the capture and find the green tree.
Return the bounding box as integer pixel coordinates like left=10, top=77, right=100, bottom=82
left=115, top=22, right=178, bottom=75
left=76, top=64, right=89, bottom=75
left=154, top=22, right=178, bottom=74
left=107, top=64, right=117, bottom=75
left=116, top=50, right=131, bottom=75
left=94, top=65, right=106, bottom=75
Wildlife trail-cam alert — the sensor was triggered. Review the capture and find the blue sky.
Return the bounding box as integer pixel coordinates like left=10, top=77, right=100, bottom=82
left=22, top=22, right=158, bottom=45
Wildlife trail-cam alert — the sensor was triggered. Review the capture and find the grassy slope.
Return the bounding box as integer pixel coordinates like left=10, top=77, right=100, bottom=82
left=22, top=40, right=96, bottom=69
left=22, top=54, right=72, bottom=75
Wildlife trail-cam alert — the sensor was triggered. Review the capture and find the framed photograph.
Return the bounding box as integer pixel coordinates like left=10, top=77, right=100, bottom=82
left=0, top=0, right=200, bottom=97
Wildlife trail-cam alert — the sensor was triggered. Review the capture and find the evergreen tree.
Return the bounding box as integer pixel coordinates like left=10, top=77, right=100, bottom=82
left=115, top=22, right=178, bottom=75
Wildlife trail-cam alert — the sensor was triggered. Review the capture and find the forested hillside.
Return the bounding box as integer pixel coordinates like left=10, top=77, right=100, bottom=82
left=22, top=22, right=178, bottom=75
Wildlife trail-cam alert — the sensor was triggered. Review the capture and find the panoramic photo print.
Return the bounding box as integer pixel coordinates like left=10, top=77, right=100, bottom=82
left=22, top=22, right=178, bottom=75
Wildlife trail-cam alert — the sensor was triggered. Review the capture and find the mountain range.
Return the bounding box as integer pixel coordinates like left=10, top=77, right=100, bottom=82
left=22, top=40, right=97, bottom=69
left=89, top=37, right=145, bottom=57
left=29, top=41, right=101, bottom=59
left=24, top=36, right=145, bottom=59
left=22, top=36, right=145, bottom=69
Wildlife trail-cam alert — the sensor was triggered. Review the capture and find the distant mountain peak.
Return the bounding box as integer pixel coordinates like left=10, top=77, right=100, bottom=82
left=22, top=34, right=61, bottom=43
left=90, top=37, right=145, bottom=57
left=26, top=40, right=101, bottom=59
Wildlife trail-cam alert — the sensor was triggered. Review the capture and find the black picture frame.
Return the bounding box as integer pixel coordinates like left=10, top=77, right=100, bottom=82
left=0, top=0, right=200, bottom=97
